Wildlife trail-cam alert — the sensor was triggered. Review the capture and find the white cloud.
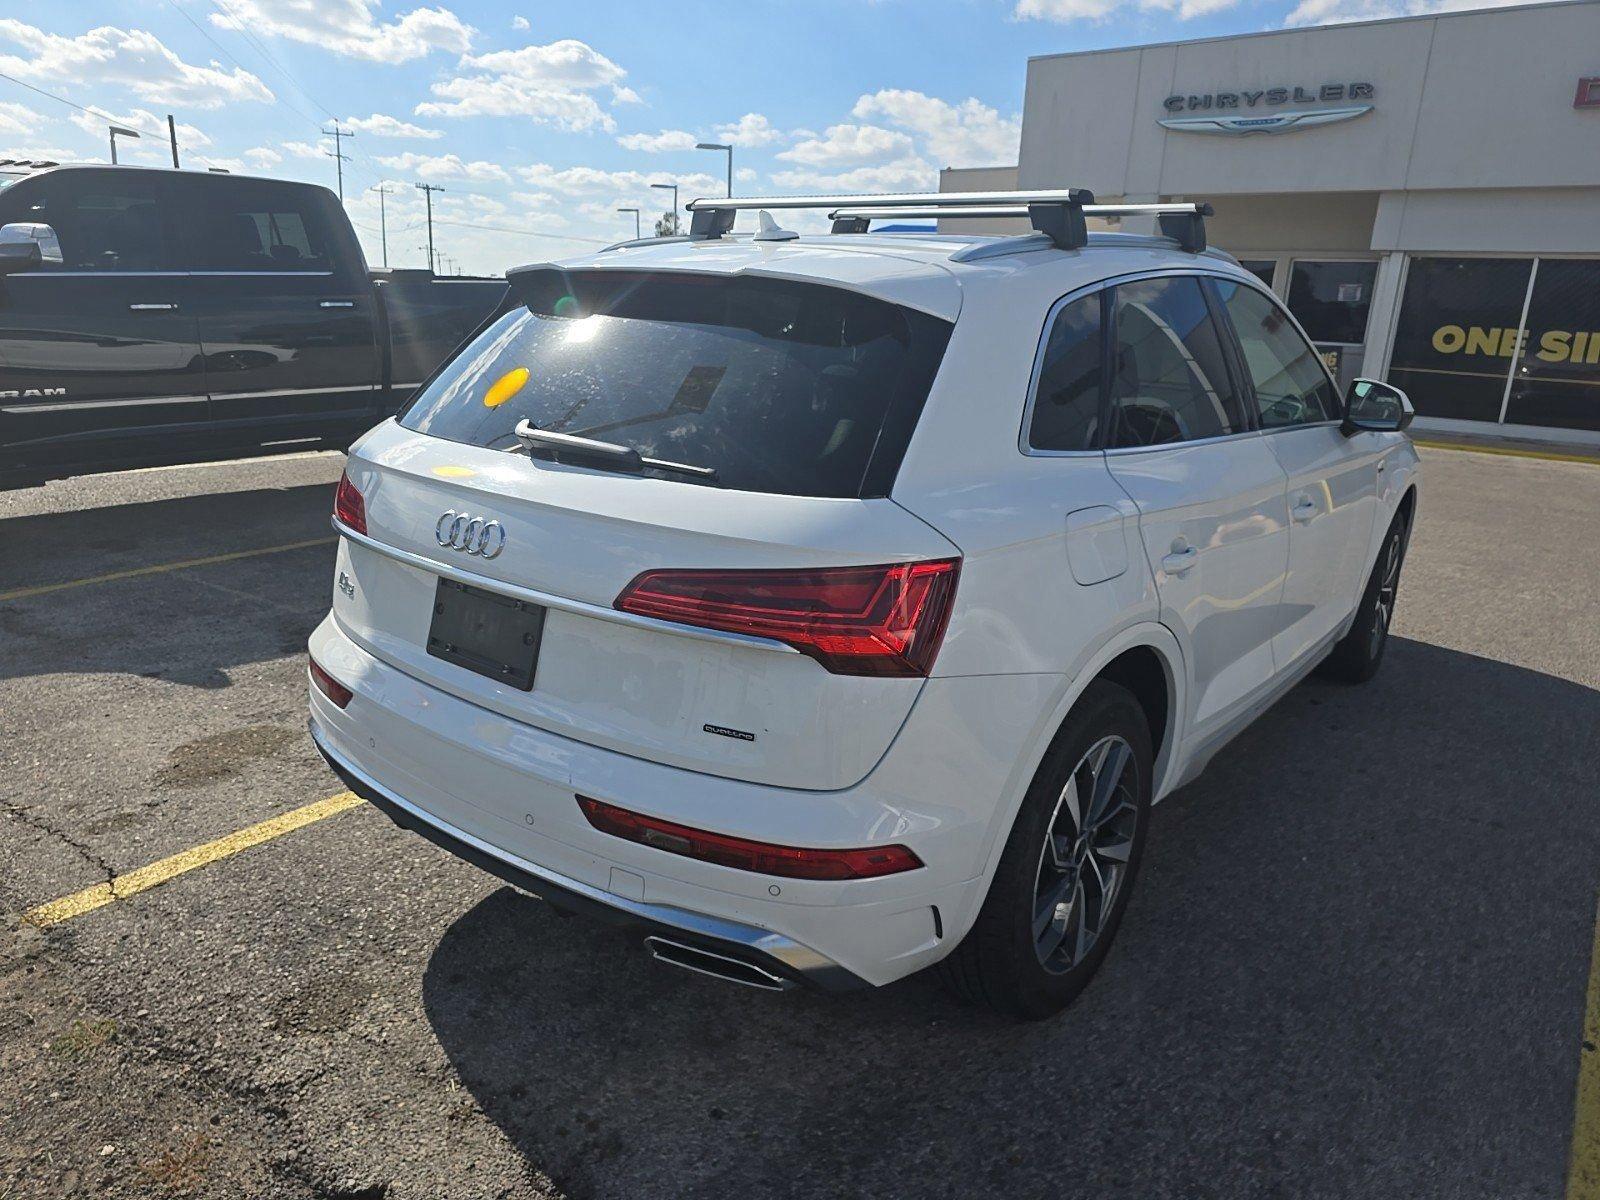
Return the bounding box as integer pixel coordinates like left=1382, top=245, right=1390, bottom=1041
left=512, top=15, right=531, bottom=30
left=615, top=129, right=698, bottom=153
left=69, top=107, right=211, bottom=149
left=416, top=39, right=629, bottom=132
left=376, top=151, right=510, bottom=182
left=0, top=144, right=81, bottom=163
left=611, top=86, right=643, bottom=106
left=852, top=90, right=1020, bottom=166
left=770, top=157, right=937, bottom=195
left=341, top=112, right=443, bottom=139
left=1282, top=0, right=1538, bottom=24
left=0, top=101, right=36, bottom=136
left=210, top=0, right=473, bottom=64
left=778, top=123, right=914, bottom=167
left=244, top=146, right=283, bottom=167
left=0, top=21, right=273, bottom=110
left=280, top=139, right=331, bottom=159
left=517, top=163, right=719, bottom=197
left=714, top=112, right=782, bottom=147
left=735, top=166, right=758, bottom=183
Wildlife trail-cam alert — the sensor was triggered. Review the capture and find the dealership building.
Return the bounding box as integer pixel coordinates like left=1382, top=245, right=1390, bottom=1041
left=944, top=0, right=1600, bottom=444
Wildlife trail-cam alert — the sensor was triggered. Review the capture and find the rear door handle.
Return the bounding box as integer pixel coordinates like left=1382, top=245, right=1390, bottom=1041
left=128, top=302, right=177, bottom=312
left=1292, top=496, right=1318, bottom=523
left=319, top=300, right=356, bottom=309
left=1161, top=546, right=1198, bottom=575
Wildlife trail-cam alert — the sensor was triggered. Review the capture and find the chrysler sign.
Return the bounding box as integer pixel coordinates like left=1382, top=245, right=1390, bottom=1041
left=1161, top=81, right=1375, bottom=135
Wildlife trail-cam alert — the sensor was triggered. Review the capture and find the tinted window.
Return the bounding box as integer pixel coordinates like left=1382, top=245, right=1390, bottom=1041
left=1387, top=257, right=1533, bottom=423
left=1028, top=292, right=1102, bottom=451
left=1504, top=259, right=1600, bottom=434
left=1109, top=276, right=1246, bottom=447
left=17, top=172, right=171, bottom=271
left=1239, top=259, right=1277, bottom=289
left=401, top=270, right=952, bottom=498
left=1287, top=260, right=1378, bottom=345
left=193, top=180, right=334, bottom=271
left=1215, top=280, right=1339, bottom=427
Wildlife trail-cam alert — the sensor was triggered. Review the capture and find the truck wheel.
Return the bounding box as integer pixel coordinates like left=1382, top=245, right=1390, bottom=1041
left=1317, top=507, right=1410, bottom=685
left=938, top=680, right=1152, bottom=1020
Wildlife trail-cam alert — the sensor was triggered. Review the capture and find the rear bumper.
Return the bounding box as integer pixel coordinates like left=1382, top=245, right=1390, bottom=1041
left=312, top=721, right=864, bottom=991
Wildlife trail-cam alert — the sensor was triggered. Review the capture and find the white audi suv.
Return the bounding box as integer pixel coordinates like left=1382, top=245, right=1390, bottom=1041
left=309, top=193, right=1419, bottom=1018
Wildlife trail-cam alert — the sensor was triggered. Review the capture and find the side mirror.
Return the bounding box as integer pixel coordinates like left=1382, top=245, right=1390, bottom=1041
left=0, top=222, right=63, bottom=274
left=1342, top=378, right=1414, bottom=436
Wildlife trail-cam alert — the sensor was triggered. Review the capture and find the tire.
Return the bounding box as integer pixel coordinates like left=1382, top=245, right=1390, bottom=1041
left=1316, top=506, right=1411, bottom=685
left=937, top=680, right=1153, bottom=1020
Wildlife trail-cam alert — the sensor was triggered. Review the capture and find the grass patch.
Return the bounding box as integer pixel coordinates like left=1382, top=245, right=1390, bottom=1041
left=50, top=1017, right=118, bottom=1061
left=135, top=1134, right=211, bottom=1195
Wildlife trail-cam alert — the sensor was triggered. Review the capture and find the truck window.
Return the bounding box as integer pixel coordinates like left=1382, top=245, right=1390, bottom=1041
left=9, top=172, right=173, bottom=272
left=193, top=180, right=335, bottom=273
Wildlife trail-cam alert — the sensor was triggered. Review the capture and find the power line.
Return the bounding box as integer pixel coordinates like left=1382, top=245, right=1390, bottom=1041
left=162, top=0, right=322, bottom=132
left=0, top=68, right=224, bottom=170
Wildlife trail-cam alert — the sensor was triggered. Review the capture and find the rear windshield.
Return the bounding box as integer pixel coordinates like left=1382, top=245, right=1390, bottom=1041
left=398, top=269, right=952, bottom=498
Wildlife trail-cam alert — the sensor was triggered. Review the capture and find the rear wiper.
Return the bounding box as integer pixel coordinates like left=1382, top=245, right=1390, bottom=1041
left=511, top=420, right=718, bottom=481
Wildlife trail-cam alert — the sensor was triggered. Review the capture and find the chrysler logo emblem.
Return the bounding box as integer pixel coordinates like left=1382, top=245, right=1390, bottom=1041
left=1159, top=104, right=1373, bottom=135
left=435, top=510, right=506, bottom=558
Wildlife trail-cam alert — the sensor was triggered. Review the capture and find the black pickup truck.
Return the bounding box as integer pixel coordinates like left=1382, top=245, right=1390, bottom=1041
left=0, top=163, right=506, bottom=490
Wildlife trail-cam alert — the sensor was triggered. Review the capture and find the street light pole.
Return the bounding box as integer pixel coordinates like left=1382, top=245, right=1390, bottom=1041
left=616, top=207, right=641, bottom=239
left=696, top=142, right=733, bottom=197
left=650, top=182, right=678, bottom=235
left=109, top=125, right=140, bottom=165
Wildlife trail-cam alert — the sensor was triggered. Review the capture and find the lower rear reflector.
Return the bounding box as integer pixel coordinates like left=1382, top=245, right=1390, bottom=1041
left=576, top=795, right=922, bottom=881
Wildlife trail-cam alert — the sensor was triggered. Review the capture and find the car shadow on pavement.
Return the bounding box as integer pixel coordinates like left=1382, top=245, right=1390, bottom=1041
left=421, top=636, right=1600, bottom=1200
left=0, top=484, right=336, bottom=688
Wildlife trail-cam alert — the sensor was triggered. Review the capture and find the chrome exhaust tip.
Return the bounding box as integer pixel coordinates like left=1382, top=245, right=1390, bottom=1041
left=643, top=935, right=797, bottom=991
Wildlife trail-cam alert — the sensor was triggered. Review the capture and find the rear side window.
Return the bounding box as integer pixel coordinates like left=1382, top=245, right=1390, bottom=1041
left=12, top=172, right=172, bottom=272
left=1109, top=276, right=1246, bottom=448
left=1028, top=292, right=1103, bottom=452
left=1214, top=279, right=1339, bottom=427
left=400, top=270, right=953, bottom=498
left=192, top=181, right=334, bottom=272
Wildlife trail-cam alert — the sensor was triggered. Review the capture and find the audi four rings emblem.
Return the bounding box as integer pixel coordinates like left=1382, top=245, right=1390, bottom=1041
left=435, top=511, right=506, bottom=558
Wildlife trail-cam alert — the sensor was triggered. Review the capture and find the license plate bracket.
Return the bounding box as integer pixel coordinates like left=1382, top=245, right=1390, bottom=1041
left=427, top=577, right=545, bottom=691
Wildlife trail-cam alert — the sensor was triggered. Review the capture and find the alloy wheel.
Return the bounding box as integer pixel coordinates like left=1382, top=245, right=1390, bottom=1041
left=1031, top=735, right=1139, bottom=974
left=1370, top=530, right=1403, bottom=657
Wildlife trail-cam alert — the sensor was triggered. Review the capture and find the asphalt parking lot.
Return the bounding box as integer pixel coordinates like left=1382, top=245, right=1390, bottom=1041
left=2, top=445, right=1597, bottom=1200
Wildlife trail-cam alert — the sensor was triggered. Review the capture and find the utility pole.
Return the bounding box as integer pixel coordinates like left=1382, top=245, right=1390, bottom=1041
left=167, top=115, right=180, bottom=168
left=370, top=183, right=394, bottom=269
left=321, top=123, right=354, bottom=201
left=415, top=181, right=444, bottom=274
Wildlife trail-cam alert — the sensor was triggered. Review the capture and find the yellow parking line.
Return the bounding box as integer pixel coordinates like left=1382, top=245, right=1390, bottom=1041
left=21, top=792, right=365, bottom=929
left=1569, top=898, right=1600, bottom=1199
left=1413, top=440, right=1600, bottom=467
left=0, top=536, right=336, bottom=603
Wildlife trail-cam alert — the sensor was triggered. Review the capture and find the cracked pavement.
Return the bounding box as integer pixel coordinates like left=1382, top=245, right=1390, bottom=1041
left=1, top=446, right=1597, bottom=1199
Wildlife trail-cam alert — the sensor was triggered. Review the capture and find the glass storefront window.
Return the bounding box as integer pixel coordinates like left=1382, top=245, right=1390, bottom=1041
left=1387, top=257, right=1534, bottom=423
left=1239, top=260, right=1277, bottom=290
left=1287, top=260, right=1378, bottom=345
left=1504, top=260, right=1600, bottom=433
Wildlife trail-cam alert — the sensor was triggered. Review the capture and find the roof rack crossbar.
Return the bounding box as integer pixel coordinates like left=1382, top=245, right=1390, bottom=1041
left=826, top=200, right=1214, bottom=253
left=686, top=189, right=1099, bottom=249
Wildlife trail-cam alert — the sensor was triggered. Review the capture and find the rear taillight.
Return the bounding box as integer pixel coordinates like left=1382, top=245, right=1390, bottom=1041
left=308, top=656, right=352, bottom=708
left=576, top=795, right=923, bottom=881
left=614, top=558, right=960, bottom=677
left=333, top=470, right=366, bottom=535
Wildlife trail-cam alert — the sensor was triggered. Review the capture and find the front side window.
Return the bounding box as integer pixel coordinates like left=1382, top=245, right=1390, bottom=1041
left=1215, top=279, right=1339, bottom=428
left=400, top=270, right=953, bottom=498
left=1028, top=292, right=1103, bottom=452
left=12, top=172, right=171, bottom=271
left=1108, top=276, right=1246, bottom=448
left=193, top=181, right=334, bottom=272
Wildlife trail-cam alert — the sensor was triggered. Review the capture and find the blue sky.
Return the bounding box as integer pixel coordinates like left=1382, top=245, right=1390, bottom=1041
left=0, top=0, right=1520, bottom=272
